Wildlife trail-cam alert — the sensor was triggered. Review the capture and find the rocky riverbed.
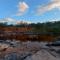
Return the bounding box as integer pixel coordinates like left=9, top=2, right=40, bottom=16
left=0, top=40, right=60, bottom=60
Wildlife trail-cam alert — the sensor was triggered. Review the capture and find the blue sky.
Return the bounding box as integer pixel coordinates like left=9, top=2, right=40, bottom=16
left=0, top=0, right=60, bottom=24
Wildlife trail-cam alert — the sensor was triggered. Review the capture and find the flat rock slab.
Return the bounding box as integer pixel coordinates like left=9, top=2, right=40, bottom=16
left=25, top=49, right=60, bottom=60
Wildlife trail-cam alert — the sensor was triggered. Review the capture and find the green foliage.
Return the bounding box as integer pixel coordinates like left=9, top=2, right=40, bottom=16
left=0, top=21, right=60, bottom=33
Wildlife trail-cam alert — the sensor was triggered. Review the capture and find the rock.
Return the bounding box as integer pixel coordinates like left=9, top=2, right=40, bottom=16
left=25, top=49, right=59, bottom=60
left=5, top=52, right=20, bottom=60
left=0, top=44, right=9, bottom=51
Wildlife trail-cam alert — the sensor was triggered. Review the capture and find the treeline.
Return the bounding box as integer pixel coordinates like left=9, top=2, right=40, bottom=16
left=0, top=21, right=60, bottom=33
left=29, top=21, right=60, bottom=33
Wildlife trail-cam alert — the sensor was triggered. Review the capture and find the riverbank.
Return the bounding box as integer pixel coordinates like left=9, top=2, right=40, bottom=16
left=0, top=32, right=56, bottom=42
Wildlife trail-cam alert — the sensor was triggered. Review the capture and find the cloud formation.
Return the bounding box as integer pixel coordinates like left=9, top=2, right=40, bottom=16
left=0, top=18, right=16, bottom=24
left=0, top=18, right=31, bottom=24
left=36, top=0, right=60, bottom=15
left=47, top=19, right=60, bottom=23
left=17, top=2, right=29, bottom=16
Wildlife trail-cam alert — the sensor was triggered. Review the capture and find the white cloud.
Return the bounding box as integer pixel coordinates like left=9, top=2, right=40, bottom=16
left=4, top=18, right=16, bottom=22
left=50, top=19, right=60, bottom=21
left=36, top=0, right=60, bottom=15
left=17, top=2, right=29, bottom=16
left=0, top=18, right=31, bottom=24
left=47, top=19, right=60, bottom=22
left=0, top=18, right=16, bottom=24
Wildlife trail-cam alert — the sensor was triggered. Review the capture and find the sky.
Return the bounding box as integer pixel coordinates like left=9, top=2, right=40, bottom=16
left=0, top=0, right=60, bottom=24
